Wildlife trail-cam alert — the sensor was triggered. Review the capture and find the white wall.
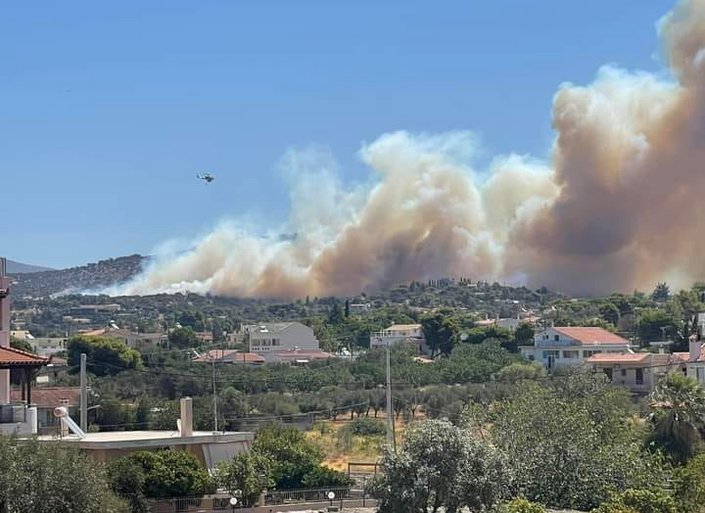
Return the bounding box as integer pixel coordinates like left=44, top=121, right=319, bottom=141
left=249, top=323, right=319, bottom=353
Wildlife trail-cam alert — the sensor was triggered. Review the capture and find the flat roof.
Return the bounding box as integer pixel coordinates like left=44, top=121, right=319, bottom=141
left=37, top=430, right=254, bottom=450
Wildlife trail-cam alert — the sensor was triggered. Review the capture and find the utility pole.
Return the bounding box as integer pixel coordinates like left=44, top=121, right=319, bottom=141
left=212, top=358, right=219, bottom=432
left=80, top=353, right=87, bottom=431
left=385, top=340, right=394, bottom=450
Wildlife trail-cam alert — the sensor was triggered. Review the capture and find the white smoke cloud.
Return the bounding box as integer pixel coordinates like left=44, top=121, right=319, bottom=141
left=109, top=0, right=705, bottom=298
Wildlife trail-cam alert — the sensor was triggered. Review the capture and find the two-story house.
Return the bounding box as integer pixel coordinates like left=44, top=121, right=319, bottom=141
left=243, top=322, right=331, bottom=363
left=521, top=326, right=631, bottom=371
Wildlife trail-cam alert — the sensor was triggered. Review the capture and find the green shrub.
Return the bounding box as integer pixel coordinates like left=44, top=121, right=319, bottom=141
left=672, top=454, right=705, bottom=513
left=592, top=489, right=676, bottom=513
left=346, top=417, right=386, bottom=436
left=496, top=497, right=546, bottom=513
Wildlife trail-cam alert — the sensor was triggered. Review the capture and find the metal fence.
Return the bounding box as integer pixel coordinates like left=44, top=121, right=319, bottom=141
left=146, top=487, right=371, bottom=512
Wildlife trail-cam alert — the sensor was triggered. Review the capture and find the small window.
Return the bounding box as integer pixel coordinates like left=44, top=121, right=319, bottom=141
left=621, top=369, right=627, bottom=377
left=636, top=368, right=644, bottom=385
left=554, top=334, right=560, bottom=342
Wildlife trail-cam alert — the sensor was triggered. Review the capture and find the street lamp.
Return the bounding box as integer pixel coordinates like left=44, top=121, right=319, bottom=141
left=229, top=496, right=238, bottom=512
left=327, top=490, right=336, bottom=508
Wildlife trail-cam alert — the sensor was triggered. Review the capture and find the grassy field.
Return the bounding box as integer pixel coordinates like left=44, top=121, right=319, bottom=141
left=307, top=415, right=414, bottom=472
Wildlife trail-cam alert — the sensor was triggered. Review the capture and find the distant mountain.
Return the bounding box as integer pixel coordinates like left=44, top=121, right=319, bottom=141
left=5, top=259, right=54, bottom=274
left=9, top=255, right=146, bottom=298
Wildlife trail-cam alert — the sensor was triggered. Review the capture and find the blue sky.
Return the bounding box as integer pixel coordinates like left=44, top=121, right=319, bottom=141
left=1, top=0, right=674, bottom=268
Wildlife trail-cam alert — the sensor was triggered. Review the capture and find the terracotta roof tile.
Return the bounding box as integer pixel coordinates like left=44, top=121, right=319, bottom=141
left=553, top=327, right=630, bottom=346
left=586, top=353, right=649, bottom=363
left=0, top=346, right=49, bottom=366
left=10, top=386, right=80, bottom=407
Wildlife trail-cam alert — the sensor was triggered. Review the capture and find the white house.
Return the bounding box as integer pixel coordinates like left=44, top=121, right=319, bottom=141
left=242, top=322, right=331, bottom=363
left=586, top=352, right=685, bottom=394
left=370, top=324, right=426, bottom=351
left=521, top=326, right=631, bottom=371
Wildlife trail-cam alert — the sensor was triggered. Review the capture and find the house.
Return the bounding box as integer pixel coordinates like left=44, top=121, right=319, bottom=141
left=10, top=386, right=80, bottom=434
left=586, top=352, right=682, bottom=394
left=370, top=324, right=426, bottom=352
left=0, top=257, right=48, bottom=435
left=348, top=303, right=372, bottom=315
left=29, top=337, right=68, bottom=357
left=521, top=327, right=631, bottom=371
left=192, top=349, right=265, bottom=365
left=683, top=337, right=705, bottom=384
left=83, top=326, right=167, bottom=349
left=242, top=322, right=331, bottom=363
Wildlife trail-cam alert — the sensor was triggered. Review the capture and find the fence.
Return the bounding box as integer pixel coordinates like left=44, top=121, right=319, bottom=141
left=146, top=487, right=373, bottom=512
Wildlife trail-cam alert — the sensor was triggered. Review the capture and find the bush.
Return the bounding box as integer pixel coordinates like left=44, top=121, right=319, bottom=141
left=301, top=466, right=354, bottom=488
left=496, top=498, right=546, bottom=513
left=592, top=489, right=676, bottom=513
left=346, top=417, right=386, bottom=436
left=672, top=454, right=705, bottom=513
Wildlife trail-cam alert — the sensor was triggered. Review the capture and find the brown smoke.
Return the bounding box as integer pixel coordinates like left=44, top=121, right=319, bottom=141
left=110, top=0, right=705, bottom=298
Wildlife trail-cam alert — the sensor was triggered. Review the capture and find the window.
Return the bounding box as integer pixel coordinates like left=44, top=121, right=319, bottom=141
left=554, top=334, right=560, bottom=342
left=584, top=350, right=602, bottom=358
left=621, top=369, right=627, bottom=377
left=636, top=368, right=644, bottom=385
left=543, top=350, right=559, bottom=359
left=563, top=350, right=579, bottom=359
left=604, top=368, right=613, bottom=381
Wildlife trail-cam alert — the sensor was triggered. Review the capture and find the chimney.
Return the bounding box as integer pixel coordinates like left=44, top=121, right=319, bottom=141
left=180, top=397, right=193, bottom=437
left=690, top=338, right=702, bottom=362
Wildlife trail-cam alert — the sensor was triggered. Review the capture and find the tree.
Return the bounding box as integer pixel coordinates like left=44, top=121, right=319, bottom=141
left=0, top=437, right=127, bottom=513
left=636, top=310, right=681, bottom=345
left=651, top=282, right=671, bottom=302
left=492, top=376, right=664, bottom=511
left=592, top=489, right=676, bottom=513
left=168, top=326, right=198, bottom=349
left=599, top=303, right=621, bottom=327
left=514, top=322, right=535, bottom=347
left=371, top=419, right=509, bottom=513
left=493, top=362, right=546, bottom=384
left=107, top=457, right=149, bottom=513
left=252, top=423, right=324, bottom=489
left=671, top=453, right=705, bottom=513
left=648, top=372, right=705, bottom=463
left=123, top=450, right=215, bottom=499
left=67, top=335, right=142, bottom=376
left=421, top=311, right=458, bottom=357
left=214, top=452, right=274, bottom=507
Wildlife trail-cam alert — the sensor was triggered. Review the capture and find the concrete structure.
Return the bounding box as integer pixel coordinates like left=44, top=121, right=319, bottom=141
left=0, top=257, right=48, bottom=435
left=241, top=322, right=331, bottom=363
left=521, top=326, right=631, bottom=371
left=40, top=397, right=254, bottom=471
left=348, top=303, right=372, bottom=315
left=29, top=337, right=68, bottom=357
left=10, top=386, right=80, bottom=434
left=586, top=352, right=682, bottom=394
left=370, top=324, right=425, bottom=351
left=244, top=322, right=319, bottom=353
left=83, top=326, right=167, bottom=349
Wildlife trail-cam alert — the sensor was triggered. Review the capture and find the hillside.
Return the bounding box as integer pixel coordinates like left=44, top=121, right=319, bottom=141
left=4, top=259, right=54, bottom=274
left=10, top=255, right=145, bottom=298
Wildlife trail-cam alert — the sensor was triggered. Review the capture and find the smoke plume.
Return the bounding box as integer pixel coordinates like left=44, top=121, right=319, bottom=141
left=111, top=0, right=705, bottom=298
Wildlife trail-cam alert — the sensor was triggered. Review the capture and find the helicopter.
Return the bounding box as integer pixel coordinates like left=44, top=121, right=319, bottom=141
left=196, top=172, right=215, bottom=183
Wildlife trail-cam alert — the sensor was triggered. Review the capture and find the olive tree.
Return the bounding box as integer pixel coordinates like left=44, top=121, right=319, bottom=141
left=0, top=437, right=127, bottom=513
left=371, top=419, right=510, bottom=513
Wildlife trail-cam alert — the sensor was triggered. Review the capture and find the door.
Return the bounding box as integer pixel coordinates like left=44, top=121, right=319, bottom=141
left=547, top=355, right=555, bottom=371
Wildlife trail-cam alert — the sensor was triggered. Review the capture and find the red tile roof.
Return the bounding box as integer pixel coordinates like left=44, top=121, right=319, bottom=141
left=270, top=350, right=333, bottom=360
left=586, top=353, right=649, bottom=364
left=193, top=350, right=265, bottom=364
left=10, top=386, right=80, bottom=408
left=0, top=346, right=49, bottom=366
left=553, top=327, right=630, bottom=346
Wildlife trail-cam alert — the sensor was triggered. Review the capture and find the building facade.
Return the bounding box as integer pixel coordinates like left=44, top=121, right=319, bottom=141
left=521, top=326, right=631, bottom=371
